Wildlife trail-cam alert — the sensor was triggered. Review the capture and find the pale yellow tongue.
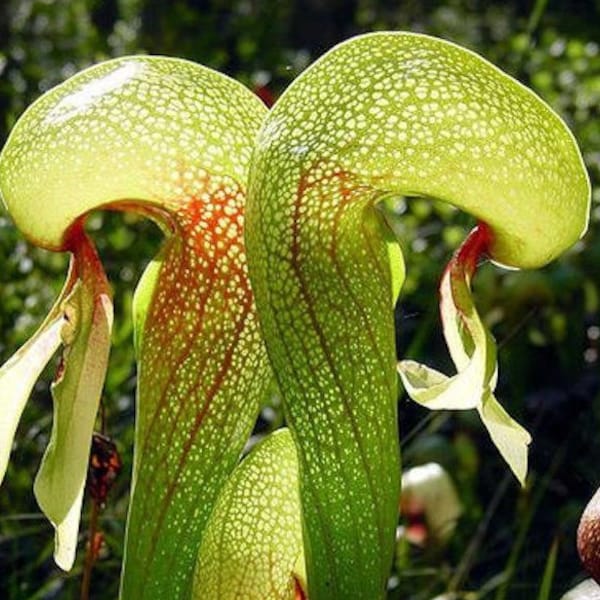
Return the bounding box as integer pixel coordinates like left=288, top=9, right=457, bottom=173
left=0, top=316, right=64, bottom=484
left=33, top=234, right=113, bottom=571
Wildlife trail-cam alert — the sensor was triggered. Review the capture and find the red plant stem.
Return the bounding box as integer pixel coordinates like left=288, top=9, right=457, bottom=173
left=80, top=500, right=100, bottom=600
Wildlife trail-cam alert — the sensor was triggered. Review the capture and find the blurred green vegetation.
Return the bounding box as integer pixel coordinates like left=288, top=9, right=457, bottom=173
left=0, top=1, right=599, bottom=598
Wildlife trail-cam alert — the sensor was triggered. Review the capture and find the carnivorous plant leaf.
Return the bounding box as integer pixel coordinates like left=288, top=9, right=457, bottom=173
left=193, top=429, right=305, bottom=600
left=246, top=32, right=590, bottom=599
left=578, top=486, right=600, bottom=584
left=0, top=56, right=270, bottom=597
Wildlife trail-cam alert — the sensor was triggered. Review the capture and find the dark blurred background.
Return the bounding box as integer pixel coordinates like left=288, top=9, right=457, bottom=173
left=0, top=1, right=599, bottom=598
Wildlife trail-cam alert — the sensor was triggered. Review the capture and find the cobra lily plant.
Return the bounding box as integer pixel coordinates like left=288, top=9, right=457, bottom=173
left=0, top=57, right=273, bottom=598
left=245, top=32, right=590, bottom=599
left=0, top=32, right=591, bottom=600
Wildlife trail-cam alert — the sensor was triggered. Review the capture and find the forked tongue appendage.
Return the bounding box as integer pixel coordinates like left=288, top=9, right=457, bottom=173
left=33, top=227, right=114, bottom=570
left=0, top=262, right=79, bottom=488
left=398, top=223, right=531, bottom=486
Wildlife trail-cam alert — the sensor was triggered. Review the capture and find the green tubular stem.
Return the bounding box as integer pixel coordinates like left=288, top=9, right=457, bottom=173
left=250, top=177, right=402, bottom=599
left=0, top=56, right=270, bottom=598
left=122, top=193, right=271, bottom=598
left=246, top=32, right=590, bottom=599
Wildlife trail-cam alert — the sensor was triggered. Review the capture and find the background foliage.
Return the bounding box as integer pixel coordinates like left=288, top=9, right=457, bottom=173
left=0, top=1, right=599, bottom=598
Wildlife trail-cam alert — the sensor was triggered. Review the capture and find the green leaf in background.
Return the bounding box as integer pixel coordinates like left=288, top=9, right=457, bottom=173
left=537, top=537, right=559, bottom=600
left=193, top=429, right=304, bottom=600
left=246, top=31, right=590, bottom=599
left=0, top=56, right=270, bottom=598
